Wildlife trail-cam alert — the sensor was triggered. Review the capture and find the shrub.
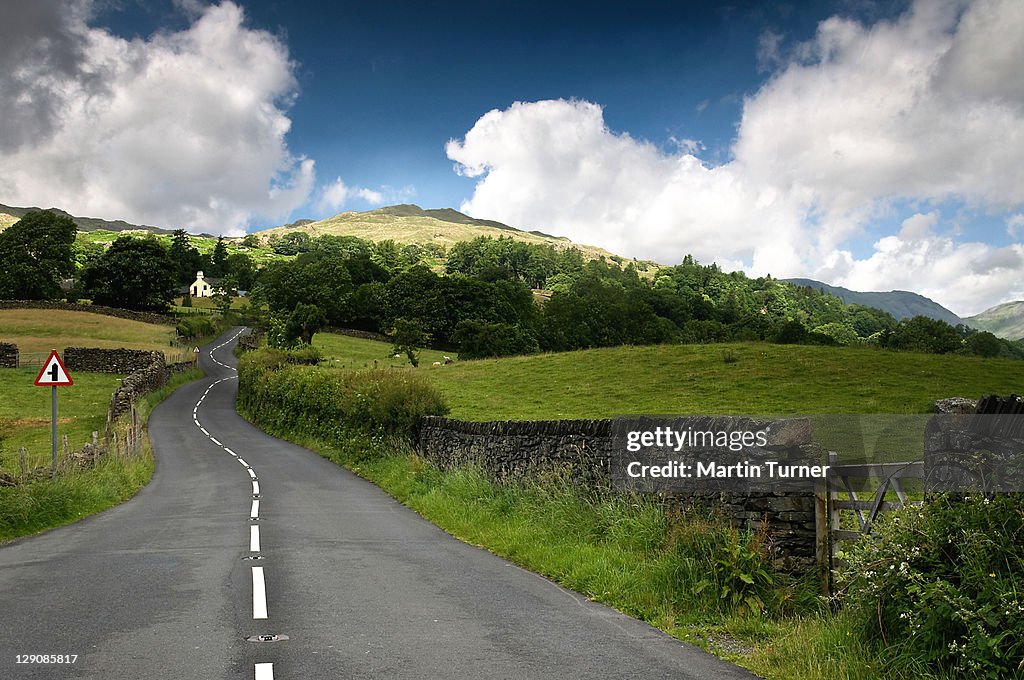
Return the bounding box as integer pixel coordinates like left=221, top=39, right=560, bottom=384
left=238, top=348, right=448, bottom=442
left=840, top=494, right=1024, bottom=677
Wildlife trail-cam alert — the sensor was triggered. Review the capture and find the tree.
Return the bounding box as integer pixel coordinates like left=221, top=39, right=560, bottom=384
left=224, top=253, right=256, bottom=291
left=255, top=252, right=353, bottom=324
left=285, top=303, right=326, bottom=345
left=0, top=210, right=77, bottom=300
left=211, top=236, right=229, bottom=276
left=168, top=229, right=204, bottom=285
left=211, top=275, right=238, bottom=315
left=965, top=331, right=1001, bottom=358
left=241, top=234, right=261, bottom=249
left=888, top=316, right=963, bottom=354
left=391, top=318, right=429, bottom=367
left=81, top=236, right=176, bottom=311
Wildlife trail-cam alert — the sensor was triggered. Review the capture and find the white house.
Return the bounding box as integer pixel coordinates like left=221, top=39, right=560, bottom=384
left=189, top=271, right=219, bottom=298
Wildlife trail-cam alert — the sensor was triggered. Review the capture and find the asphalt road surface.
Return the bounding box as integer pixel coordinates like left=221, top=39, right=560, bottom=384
left=0, top=328, right=758, bottom=679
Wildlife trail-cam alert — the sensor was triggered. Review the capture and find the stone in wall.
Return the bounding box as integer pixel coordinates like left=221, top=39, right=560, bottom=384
left=0, top=342, right=18, bottom=368
left=64, top=347, right=164, bottom=374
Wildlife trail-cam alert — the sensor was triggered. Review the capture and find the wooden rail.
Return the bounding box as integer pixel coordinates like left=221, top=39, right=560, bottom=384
left=816, top=454, right=924, bottom=593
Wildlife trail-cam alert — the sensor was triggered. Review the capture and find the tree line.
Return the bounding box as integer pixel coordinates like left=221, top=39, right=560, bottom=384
left=1, top=210, right=1019, bottom=361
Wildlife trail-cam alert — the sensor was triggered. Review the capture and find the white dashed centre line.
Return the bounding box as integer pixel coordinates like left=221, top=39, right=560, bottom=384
left=195, top=330, right=275, bottom=676
left=251, top=566, right=268, bottom=619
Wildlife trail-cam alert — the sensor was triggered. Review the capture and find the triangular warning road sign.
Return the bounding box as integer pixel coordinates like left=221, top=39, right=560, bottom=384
left=35, top=350, right=74, bottom=386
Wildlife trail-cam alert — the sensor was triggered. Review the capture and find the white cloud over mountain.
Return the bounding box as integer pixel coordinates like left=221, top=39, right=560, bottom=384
left=448, top=0, right=1024, bottom=315
left=0, top=1, right=315, bottom=234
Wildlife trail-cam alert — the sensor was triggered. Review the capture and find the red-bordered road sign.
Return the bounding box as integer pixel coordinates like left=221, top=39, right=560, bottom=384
left=34, top=350, right=74, bottom=386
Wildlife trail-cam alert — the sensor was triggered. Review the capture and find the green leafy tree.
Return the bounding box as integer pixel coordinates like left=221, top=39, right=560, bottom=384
left=255, top=252, right=353, bottom=324
left=241, top=234, right=261, bottom=249
left=82, top=236, right=176, bottom=311
left=390, top=317, right=429, bottom=367
left=0, top=210, right=77, bottom=300
left=888, top=316, right=963, bottom=354
left=224, top=253, right=256, bottom=291
left=211, top=275, right=238, bottom=315
left=965, top=330, right=1001, bottom=358
left=285, top=303, right=327, bottom=345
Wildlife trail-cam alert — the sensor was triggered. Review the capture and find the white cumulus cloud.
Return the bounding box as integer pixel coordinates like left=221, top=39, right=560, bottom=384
left=447, top=0, right=1024, bottom=316
left=0, top=0, right=313, bottom=235
left=316, top=178, right=385, bottom=214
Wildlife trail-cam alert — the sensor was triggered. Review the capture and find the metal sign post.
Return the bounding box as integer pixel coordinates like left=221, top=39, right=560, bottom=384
left=34, top=350, right=74, bottom=476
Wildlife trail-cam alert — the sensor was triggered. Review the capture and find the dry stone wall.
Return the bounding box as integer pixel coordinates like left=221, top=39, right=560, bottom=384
left=416, top=416, right=819, bottom=562
left=0, top=342, right=17, bottom=368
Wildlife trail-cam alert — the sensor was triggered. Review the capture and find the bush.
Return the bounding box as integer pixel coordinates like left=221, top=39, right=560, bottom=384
left=238, top=348, right=448, bottom=442
left=454, top=318, right=539, bottom=359
left=176, top=315, right=215, bottom=340
left=840, top=494, right=1024, bottom=677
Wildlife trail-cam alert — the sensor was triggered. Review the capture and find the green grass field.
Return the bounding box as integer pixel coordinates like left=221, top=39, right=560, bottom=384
left=0, top=368, right=125, bottom=473
left=313, top=332, right=450, bottom=368
left=312, top=333, right=1024, bottom=419
left=0, top=309, right=185, bottom=359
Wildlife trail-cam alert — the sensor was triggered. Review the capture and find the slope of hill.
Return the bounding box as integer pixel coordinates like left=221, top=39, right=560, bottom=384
left=784, top=278, right=963, bottom=325
left=965, top=301, right=1024, bottom=341
left=256, top=204, right=628, bottom=262
left=0, top=202, right=176, bottom=234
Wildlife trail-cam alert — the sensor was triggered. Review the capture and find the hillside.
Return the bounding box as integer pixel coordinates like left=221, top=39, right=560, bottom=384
left=784, top=277, right=963, bottom=325
left=965, top=300, right=1024, bottom=341
left=0, top=202, right=218, bottom=237
left=256, top=204, right=633, bottom=263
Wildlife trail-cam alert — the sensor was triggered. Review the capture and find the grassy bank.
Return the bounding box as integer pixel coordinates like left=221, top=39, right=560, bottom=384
left=0, top=368, right=201, bottom=542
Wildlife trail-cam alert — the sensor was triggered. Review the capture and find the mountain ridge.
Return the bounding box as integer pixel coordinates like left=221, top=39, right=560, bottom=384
left=783, top=277, right=964, bottom=326
left=965, top=301, right=1024, bottom=341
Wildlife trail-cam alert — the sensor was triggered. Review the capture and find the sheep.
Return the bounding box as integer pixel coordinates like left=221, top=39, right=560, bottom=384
left=432, top=361, right=442, bottom=366
left=443, top=355, right=453, bottom=365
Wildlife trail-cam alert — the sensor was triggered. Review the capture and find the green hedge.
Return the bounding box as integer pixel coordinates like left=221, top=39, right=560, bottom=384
left=237, top=348, right=448, bottom=443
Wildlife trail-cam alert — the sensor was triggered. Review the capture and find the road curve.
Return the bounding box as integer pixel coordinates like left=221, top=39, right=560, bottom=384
left=0, top=328, right=758, bottom=679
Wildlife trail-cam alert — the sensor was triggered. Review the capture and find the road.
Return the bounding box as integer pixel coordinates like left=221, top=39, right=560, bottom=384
left=0, top=328, right=757, bottom=679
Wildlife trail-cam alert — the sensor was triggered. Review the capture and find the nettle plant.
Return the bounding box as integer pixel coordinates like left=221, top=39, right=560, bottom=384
left=840, top=494, right=1024, bottom=678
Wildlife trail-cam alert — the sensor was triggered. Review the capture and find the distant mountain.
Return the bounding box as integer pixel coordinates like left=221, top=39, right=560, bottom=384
left=784, top=278, right=964, bottom=326
left=0, top=202, right=175, bottom=234
left=256, top=204, right=625, bottom=262
left=965, top=301, right=1024, bottom=341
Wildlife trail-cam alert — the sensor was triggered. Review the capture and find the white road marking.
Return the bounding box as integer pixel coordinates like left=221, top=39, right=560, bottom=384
left=224, top=447, right=235, bottom=455
left=250, top=525, right=260, bottom=552
left=250, top=499, right=260, bottom=519
left=238, top=458, right=248, bottom=467
left=255, top=662, right=274, bottom=680
left=200, top=427, right=209, bottom=436
left=252, top=567, right=268, bottom=619
left=248, top=469, right=257, bottom=479
left=210, top=437, right=221, bottom=446
left=252, top=480, right=260, bottom=495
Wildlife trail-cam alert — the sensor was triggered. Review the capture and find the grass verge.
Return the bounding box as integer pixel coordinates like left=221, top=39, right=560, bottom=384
left=0, top=368, right=202, bottom=543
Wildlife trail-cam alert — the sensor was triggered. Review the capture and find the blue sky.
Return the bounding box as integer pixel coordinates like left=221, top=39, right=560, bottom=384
left=90, top=0, right=849, bottom=215
left=1, top=0, right=1022, bottom=314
